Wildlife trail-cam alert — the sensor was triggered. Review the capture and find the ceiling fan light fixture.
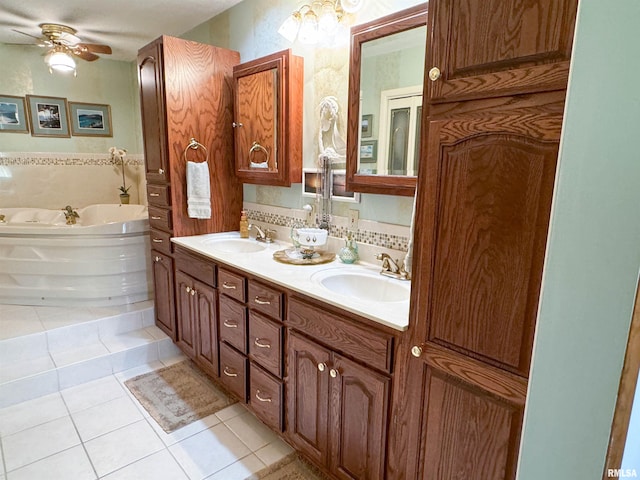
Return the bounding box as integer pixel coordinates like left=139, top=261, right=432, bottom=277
left=45, top=47, right=77, bottom=76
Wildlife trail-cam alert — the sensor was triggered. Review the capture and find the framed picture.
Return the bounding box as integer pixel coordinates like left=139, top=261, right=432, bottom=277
left=0, top=95, right=29, bottom=133
left=360, top=139, right=377, bottom=163
left=302, top=168, right=324, bottom=197
left=69, top=102, right=112, bottom=137
left=361, top=114, right=373, bottom=138
left=26, top=95, right=70, bottom=137
left=331, top=170, right=360, bottom=203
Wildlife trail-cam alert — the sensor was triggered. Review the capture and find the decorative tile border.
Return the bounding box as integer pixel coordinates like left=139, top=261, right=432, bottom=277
left=244, top=202, right=410, bottom=252
left=0, top=152, right=144, bottom=166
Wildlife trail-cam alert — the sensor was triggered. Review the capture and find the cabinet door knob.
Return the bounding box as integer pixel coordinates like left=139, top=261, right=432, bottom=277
left=223, top=320, right=238, bottom=328
left=329, top=368, right=340, bottom=378
left=255, top=390, right=272, bottom=403
left=317, top=362, right=327, bottom=372
left=254, top=338, right=271, bottom=349
left=158, top=168, right=164, bottom=175
left=254, top=296, right=271, bottom=305
left=232, top=122, right=243, bottom=128
left=190, top=289, right=196, bottom=296
left=411, top=345, right=424, bottom=358
left=185, top=286, right=191, bottom=293
left=222, top=282, right=237, bottom=290
left=223, top=367, right=238, bottom=377
left=428, top=67, right=441, bottom=81
left=154, top=256, right=161, bottom=262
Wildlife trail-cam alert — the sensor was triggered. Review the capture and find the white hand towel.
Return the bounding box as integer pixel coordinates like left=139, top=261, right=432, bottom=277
left=186, top=161, right=211, bottom=219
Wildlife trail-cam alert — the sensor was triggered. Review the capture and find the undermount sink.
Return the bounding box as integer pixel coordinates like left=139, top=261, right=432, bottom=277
left=311, top=268, right=410, bottom=303
left=202, top=238, right=267, bottom=253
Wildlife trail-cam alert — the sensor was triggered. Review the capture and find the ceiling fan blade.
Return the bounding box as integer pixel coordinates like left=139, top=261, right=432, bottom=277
left=73, top=49, right=100, bottom=62
left=10, top=29, right=48, bottom=46
left=77, top=43, right=112, bottom=55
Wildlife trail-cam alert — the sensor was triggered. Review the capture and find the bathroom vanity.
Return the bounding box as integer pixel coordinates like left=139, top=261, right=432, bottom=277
left=170, top=233, right=407, bottom=480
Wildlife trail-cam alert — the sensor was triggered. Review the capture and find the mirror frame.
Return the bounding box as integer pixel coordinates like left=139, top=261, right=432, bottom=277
left=346, top=3, right=428, bottom=197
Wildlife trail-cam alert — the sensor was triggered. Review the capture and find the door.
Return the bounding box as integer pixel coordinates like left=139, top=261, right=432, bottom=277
left=427, top=0, right=577, bottom=102
left=195, top=279, right=218, bottom=377
left=406, top=106, right=561, bottom=479
left=175, top=270, right=197, bottom=358
left=151, top=250, right=175, bottom=340
left=286, top=331, right=331, bottom=467
left=329, top=353, right=390, bottom=480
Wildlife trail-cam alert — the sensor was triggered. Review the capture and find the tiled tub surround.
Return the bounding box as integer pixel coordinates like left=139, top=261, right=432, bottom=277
left=0, top=152, right=146, bottom=208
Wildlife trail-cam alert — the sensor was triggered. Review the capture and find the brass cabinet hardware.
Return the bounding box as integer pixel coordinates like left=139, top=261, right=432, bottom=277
left=254, top=296, right=271, bottom=305
left=223, top=367, right=238, bottom=377
left=222, top=282, right=237, bottom=290
left=255, top=390, right=272, bottom=402
left=223, top=320, right=238, bottom=328
left=254, top=338, right=271, bottom=349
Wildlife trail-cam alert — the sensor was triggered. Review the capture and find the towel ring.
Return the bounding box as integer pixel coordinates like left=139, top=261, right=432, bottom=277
left=249, top=141, right=270, bottom=165
left=183, top=138, right=209, bottom=163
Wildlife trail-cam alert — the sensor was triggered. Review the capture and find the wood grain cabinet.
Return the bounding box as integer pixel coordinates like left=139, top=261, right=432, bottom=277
left=232, top=49, right=304, bottom=186
left=150, top=250, right=175, bottom=340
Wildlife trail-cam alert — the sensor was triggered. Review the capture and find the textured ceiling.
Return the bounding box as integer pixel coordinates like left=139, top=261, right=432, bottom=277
left=0, top=0, right=244, bottom=61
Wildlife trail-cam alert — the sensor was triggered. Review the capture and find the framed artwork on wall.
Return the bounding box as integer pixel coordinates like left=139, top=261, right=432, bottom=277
left=69, top=102, right=113, bottom=137
left=0, top=95, right=30, bottom=133
left=26, top=95, right=70, bottom=137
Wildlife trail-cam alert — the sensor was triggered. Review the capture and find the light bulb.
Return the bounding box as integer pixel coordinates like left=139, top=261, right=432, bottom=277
left=298, top=10, right=319, bottom=44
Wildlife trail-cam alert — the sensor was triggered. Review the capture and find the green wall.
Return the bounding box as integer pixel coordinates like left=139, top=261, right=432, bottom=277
left=518, top=1, right=640, bottom=478
left=0, top=44, right=142, bottom=154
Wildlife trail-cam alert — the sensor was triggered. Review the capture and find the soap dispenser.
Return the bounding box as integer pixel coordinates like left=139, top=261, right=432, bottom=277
left=338, top=231, right=359, bottom=264
left=239, top=210, right=249, bottom=238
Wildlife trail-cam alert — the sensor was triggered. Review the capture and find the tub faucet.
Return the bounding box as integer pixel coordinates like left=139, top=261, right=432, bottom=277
left=63, top=205, right=79, bottom=225
left=0, top=214, right=5, bottom=223
left=375, top=253, right=411, bottom=281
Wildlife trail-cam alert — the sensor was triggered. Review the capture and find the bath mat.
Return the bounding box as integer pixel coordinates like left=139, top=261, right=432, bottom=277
left=246, top=453, right=330, bottom=480
left=125, top=360, right=236, bottom=433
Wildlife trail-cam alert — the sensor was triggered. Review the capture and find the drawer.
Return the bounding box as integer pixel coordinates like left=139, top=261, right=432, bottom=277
left=219, top=342, right=247, bottom=402
left=219, top=296, right=248, bottom=353
left=148, top=205, right=173, bottom=232
left=218, top=268, right=246, bottom=303
left=174, top=247, right=215, bottom=287
left=248, top=280, right=283, bottom=320
left=149, top=228, right=173, bottom=255
left=147, top=184, right=171, bottom=207
left=248, top=311, right=283, bottom=378
left=249, top=363, right=283, bottom=431
left=288, top=297, right=395, bottom=374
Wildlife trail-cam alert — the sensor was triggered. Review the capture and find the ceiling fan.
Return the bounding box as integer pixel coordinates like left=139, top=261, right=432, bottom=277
left=12, top=23, right=112, bottom=74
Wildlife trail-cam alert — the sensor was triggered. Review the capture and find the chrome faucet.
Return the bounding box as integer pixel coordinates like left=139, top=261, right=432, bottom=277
left=249, top=223, right=276, bottom=243
left=375, top=253, right=411, bottom=281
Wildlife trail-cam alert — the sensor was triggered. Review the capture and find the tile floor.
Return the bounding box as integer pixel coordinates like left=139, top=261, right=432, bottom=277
left=0, top=303, right=295, bottom=479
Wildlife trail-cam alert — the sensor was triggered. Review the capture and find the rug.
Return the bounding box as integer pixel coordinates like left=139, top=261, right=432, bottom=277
left=125, top=360, right=236, bottom=433
left=247, top=454, right=331, bottom=480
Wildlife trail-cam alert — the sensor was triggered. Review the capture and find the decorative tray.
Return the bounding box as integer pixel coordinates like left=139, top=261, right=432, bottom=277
left=273, top=249, right=336, bottom=265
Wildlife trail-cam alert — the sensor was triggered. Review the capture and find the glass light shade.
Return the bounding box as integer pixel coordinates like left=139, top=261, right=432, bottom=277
left=298, top=10, right=319, bottom=44
left=278, top=11, right=302, bottom=42
left=318, top=2, right=339, bottom=36
left=46, top=49, right=76, bottom=73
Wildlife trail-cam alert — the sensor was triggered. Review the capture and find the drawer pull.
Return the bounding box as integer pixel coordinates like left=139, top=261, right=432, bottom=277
left=222, top=282, right=237, bottom=290
left=151, top=216, right=162, bottom=220
left=254, top=296, right=271, bottom=305
left=255, top=390, right=272, bottom=403
left=254, top=338, right=271, bottom=349
left=152, top=238, right=163, bottom=243
left=223, top=320, right=238, bottom=328
left=223, top=367, right=238, bottom=377
left=149, top=193, right=160, bottom=197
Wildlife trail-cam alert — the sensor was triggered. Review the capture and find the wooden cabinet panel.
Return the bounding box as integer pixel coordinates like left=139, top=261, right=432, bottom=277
left=149, top=229, right=172, bottom=255
left=329, top=353, right=389, bottom=480
left=194, top=278, right=218, bottom=377
left=175, top=270, right=197, bottom=358
left=218, top=268, right=246, bottom=303
left=219, top=296, right=248, bottom=354
left=248, top=280, right=283, bottom=320
left=219, top=342, right=248, bottom=402
left=174, top=248, right=215, bottom=287
left=427, top=0, right=577, bottom=102
left=150, top=250, right=175, bottom=340
left=287, top=331, right=330, bottom=467
left=248, top=311, right=283, bottom=378
left=249, top=363, right=283, bottom=432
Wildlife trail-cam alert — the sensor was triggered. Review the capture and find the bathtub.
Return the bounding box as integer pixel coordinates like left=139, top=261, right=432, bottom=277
left=0, top=204, right=152, bottom=307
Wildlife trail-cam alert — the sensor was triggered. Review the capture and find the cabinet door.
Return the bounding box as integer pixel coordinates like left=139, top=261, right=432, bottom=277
left=286, top=331, right=331, bottom=467
left=137, top=39, right=169, bottom=184
left=329, top=353, right=390, bottom=480
left=151, top=250, right=175, bottom=340
left=174, top=270, right=197, bottom=359
left=194, top=279, right=218, bottom=377
left=427, top=0, right=577, bottom=103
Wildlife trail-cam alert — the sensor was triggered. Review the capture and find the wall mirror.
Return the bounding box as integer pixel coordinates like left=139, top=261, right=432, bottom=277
left=346, top=4, right=427, bottom=196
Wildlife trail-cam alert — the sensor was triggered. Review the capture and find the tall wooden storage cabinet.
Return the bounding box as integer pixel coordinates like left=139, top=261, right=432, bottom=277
left=388, top=1, right=578, bottom=479
left=138, top=35, right=242, bottom=340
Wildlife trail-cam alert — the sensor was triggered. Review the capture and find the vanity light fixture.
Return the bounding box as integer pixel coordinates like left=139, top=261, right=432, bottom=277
left=44, top=45, right=77, bottom=76
left=278, top=0, right=363, bottom=47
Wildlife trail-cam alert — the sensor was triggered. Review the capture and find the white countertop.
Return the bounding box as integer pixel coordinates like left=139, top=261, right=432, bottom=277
left=171, top=232, right=410, bottom=331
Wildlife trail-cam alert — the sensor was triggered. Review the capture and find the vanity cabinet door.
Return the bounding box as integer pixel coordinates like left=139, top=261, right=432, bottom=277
left=175, top=270, right=197, bottom=359
left=151, top=250, right=175, bottom=340
left=427, top=0, right=577, bottom=103
left=194, top=279, right=218, bottom=378
left=233, top=49, right=303, bottom=186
